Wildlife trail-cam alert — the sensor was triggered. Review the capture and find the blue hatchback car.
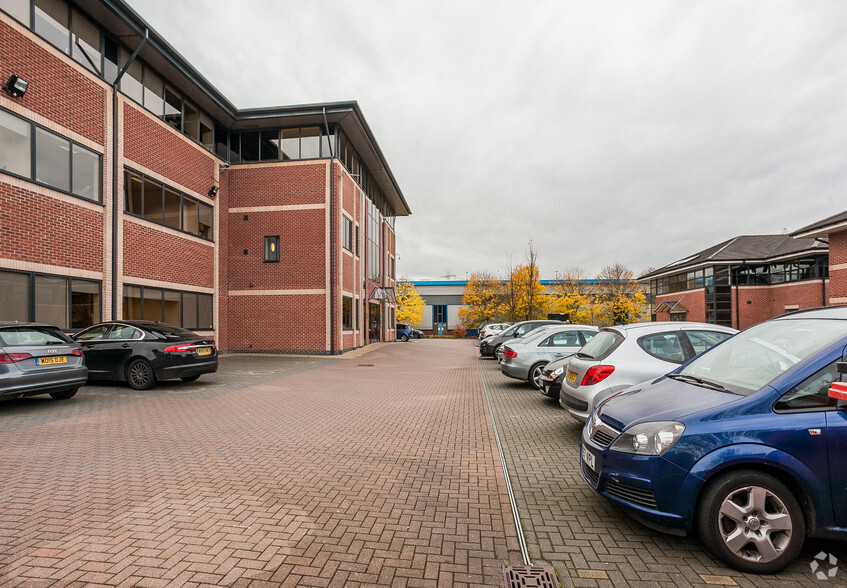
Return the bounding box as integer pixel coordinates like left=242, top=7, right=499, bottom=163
left=581, top=307, right=847, bottom=574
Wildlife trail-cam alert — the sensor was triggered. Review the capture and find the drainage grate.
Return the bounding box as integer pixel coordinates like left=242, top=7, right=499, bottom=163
left=357, top=364, right=374, bottom=367
left=503, top=565, right=558, bottom=588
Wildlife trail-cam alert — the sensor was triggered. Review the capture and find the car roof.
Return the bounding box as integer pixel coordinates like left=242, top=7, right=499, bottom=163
left=774, top=306, right=847, bottom=320
left=603, top=322, right=737, bottom=335
left=0, top=321, right=61, bottom=329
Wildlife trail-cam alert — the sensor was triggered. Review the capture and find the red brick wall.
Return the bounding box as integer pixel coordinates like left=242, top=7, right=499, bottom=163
left=830, top=231, right=847, bottom=302
left=655, top=290, right=706, bottom=323
left=123, top=106, right=217, bottom=196
left=226, top=294, right=326, bottom=352
left=228, top=164, right=326, bottom=208
left=227, top=208, right=325, bottom=291
left=0, top=184, right=103, bottom=272
left=122, top=220, right=214, bottom=287
left=0, top=19, right=105, bottom=144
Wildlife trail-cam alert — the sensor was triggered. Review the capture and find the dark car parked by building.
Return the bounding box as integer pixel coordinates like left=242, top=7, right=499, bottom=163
left=396, top=323, right=414, bottom=342
left=72, top=321, right=217, bottom=390
left=478, top=320, right=564, bottom=358
left=0, top=322, right=88, bottom=401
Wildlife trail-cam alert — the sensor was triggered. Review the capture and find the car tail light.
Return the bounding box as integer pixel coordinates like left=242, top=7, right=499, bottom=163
left=0, top=352, right=33, bottom=364
left=71, top=349, right=84, bottom=357
left=163, top=344, right=194, bottom=353
left=503, top=349, right=517, bottom=359
left=581, top=365, right=615, bottom=387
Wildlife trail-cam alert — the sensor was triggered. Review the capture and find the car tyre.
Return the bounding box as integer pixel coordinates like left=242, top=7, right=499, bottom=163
left=528, top=363, right=547, bottom=390
left=697, top=471, right=805, bottom=574
left=400, top=334, right=409, bottom=342
left=181, top=375, right=200, bottom=383
left=49, top=388, right=78, bottom=400
left=491, top=344, right=501, bottom=359
left=127, top=358, right=157, bottom=390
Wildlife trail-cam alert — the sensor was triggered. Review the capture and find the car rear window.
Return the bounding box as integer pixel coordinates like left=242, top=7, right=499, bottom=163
left=637, top=332, right=686, bottom=363
left=143, top=324, right=199, bottom=339
left=0, top=326, right=71, bottom=346
left=575, top=330, right=622, bottom=361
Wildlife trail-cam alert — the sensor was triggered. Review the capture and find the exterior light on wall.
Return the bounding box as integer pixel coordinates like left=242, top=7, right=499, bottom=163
left=208, top=186, right=219, bottom=197
left=4, top=74, right=28, bottom=98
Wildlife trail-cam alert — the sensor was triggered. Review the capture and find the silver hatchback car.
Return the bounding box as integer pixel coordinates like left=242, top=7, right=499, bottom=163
left=0, top=322, right=88, bottom=401
left=500, top=325, right=599, bottom=389
left=560, top=322, right=736, bottom=421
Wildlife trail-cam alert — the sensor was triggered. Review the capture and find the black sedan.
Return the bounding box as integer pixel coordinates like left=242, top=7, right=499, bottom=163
left=72, top=321, right=217, bottom=390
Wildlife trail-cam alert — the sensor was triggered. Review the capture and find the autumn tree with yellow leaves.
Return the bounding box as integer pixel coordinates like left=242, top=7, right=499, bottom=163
left=594, top=263, right=647, bottom=325
left=459, top=272, right=505, bottom=328
left=395, top=281, right=425, bottom=325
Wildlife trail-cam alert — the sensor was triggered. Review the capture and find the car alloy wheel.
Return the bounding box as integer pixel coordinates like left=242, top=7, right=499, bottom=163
left=529, top=363, right=546, bottom=390
left=697, top=471, right=804, bottom=574
left=127, top=358, right=157, bottom=390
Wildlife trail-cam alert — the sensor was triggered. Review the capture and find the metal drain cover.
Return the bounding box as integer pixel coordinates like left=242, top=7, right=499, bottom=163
left=503, top=565, right=558, bottom=588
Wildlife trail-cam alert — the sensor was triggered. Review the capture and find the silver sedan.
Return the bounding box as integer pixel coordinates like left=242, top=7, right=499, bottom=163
left=499, top=325, right=599, bottom=389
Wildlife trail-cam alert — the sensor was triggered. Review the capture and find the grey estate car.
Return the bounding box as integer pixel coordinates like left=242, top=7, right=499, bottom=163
left=500, top=325, right=599, bottom=389
left=0, top=322, right=88, bottom=401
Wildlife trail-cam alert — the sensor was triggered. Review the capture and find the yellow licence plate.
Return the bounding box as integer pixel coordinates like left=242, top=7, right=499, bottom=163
left=197, top=347, right=211, bottom=356
left=37, top=356, right=67, bottom=366
left=566, top=370, right=578, bottom=384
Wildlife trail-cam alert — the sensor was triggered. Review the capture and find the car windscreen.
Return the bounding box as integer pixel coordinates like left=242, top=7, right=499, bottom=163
left=0, top=326, right=71, bottom=346
left=679, top=318, right=847, bottom=396
left=574, top=330, right=622, bottom=361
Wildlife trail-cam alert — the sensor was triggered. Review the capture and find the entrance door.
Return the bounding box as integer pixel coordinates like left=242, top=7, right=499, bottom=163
left=369, top=303, right=381, bottom=342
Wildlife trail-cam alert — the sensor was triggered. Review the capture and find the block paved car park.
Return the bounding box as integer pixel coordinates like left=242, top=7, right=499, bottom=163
left=0, top=340, right=844, bottom=587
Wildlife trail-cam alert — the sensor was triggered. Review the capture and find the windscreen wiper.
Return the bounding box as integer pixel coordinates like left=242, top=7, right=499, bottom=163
left=667, top=373, right=731, bottom=393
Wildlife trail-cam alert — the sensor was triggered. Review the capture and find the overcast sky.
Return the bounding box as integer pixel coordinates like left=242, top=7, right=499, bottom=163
left=128, top=0, right=847, bottom=281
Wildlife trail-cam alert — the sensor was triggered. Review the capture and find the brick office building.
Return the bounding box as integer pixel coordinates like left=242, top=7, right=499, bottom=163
left=0, top=0, right=410, bottom=353
left=642, top=234, right=829, bottom=329
left=793, top=209, right=847, bottom=306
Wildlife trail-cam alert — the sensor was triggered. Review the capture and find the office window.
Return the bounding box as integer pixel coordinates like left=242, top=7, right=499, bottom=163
left=342, top=297, right=353, bottom=330
left=142, top=177, right=163, bottom=222
left=71, top=9, right=101, bottom=73
left=183, top=197, right=198, bottom=234
left=72, top=144, right=100, bottom=201
left=124, top=285, right=212, bottom=329
left=34, top=0, right=69, bottom=53
left=281, top=128, right=299, bottom=160
left=164, top=290, right=180, bottom=324
left=301, top=127, right=320, bottom=159
left=143, top=69, right=165, bottom=116
left=182, top=292, right=198, bottom=329
left=0, top=271, right=30, bottom=321
left=197, top=293, right=212, bottom=329
left=121, top=58, right=144, bottom=105
left=0, top=109, right=31, bottom=178
left=164, top=86, right=182, bottom=130
left=35, top=128, right=71, bottom=192
left=264, top=236, right=280, bottom=262
left=261, top=130, right=280, bottom=161
left=123, top=285, right=142, bottom=319
left=198, top=202, right=213, bottom=239
left=214, top=123, right=228, bottom=159
left=163, top=187, right=181, bottom=229
left=1, top=0, right=30, bottom=25
left=71, top=279, right=100, bottom=328
left=125, top=171, right=143, bottom=214
left=183, top=100, right=199, bottom=141
left=35, top=275, right=68, bottom=327
left=240, top=131, right=260, bottom=162
left=103, top=36, right=119, bottom=84
left=342, top=216, right=353, bottom=252
left=200, top=112, right=214, bottom=150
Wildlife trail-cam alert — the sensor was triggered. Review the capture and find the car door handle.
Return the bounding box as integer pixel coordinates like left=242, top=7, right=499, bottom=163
left=121, top=343, right=131, bottom=348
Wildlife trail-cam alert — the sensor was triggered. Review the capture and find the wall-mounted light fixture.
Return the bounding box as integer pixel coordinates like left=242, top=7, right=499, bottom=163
left=208, top=186, right=219, bottom=197
left=4, top=74, right=28, bottom=98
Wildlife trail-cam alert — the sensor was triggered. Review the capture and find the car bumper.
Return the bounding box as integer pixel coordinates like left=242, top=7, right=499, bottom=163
left=560, top=381, right=610, bottom=422
left=0, top=366, right=88, bottom=399
left=580, top=427, right=693, bottom=532
left=499, top=361, right=528, bottom=381
left=155, top=358, right=218, bottom=381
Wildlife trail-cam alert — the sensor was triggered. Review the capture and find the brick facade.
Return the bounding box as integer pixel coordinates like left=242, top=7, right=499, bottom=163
left=0, top=8, right=403, bottom=354
left=830, top=231, right=847, bottom=303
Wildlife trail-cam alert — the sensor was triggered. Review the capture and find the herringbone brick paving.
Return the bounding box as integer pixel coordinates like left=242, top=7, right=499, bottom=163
left=0, top=343, right=521, bottom=587
left=477, top=349, right=847, bottom=588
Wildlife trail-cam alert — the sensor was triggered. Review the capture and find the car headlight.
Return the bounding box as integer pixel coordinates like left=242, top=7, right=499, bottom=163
left=610, top=421, right=685, bottom=456
left=551, top=366, right=564, bottom=377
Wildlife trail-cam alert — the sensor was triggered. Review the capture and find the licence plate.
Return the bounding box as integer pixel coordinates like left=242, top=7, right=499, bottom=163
left=582, top=444, right=596, bottom=471
left=566, top=370, right=578, bottom=384
left=37, top=356, right=67, bottom=366
left=197, top=347, right=211, bottom=356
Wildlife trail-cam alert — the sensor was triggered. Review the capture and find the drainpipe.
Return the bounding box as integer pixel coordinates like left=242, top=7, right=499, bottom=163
left=323, top=107, right=336, bottom=353
left=110, top=29, right=148, bottom=319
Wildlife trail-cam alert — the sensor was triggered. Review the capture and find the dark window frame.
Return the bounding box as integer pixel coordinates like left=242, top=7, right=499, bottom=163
left=264, top=236, right=280, bottom=263
left=0, top=268, right=101, bottom=329
left=0, top=106, right=102, bottom=203
left=122, top=283, right=213, bottom=329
